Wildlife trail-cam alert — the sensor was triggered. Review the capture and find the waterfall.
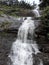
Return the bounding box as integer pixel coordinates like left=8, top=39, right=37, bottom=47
left=33, top=5, right=40, bottom=17
left=8, top=7, right=43, bottom=65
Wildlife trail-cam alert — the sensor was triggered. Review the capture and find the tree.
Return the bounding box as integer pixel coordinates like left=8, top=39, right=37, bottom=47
left=19, top=0, right=32, bottom=9
left=37, top=0, right=49, bottom=41
left=41, top=6, right=49, bottom=40
left=39, top=0, right=49, bottom=9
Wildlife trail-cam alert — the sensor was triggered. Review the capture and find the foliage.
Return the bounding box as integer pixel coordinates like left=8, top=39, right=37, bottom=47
left=0, top=0, right=33, bottom=9
left=38, top=0, right=49, bottom=41
left=0, top=0, right=34, bottom=17
left=0, top=4, right=32, bottom=17
left=39, top=0, right=49, bottom=9
left=40, top=6, right=49, bottom=40
left=0, top=11, right=4, bottom=15
left=18, top=1, right=32, bottom=9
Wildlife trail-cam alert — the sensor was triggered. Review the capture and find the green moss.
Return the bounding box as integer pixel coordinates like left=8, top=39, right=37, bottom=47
left=0, top=11, right=4, bottom=15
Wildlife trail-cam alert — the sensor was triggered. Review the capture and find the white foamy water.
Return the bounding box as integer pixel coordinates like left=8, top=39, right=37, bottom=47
left=8, top=7, right=43, bottom=65
left=33, top=5, right=40, bottom=17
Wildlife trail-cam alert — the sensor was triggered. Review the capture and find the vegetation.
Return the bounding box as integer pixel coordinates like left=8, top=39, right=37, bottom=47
left=0, top=0, right=34, bottom=17
left=39, top=0, right=49, bottom=9
left=0, top=21, right=12, bottom=29
left=0, top=0, right=33, bottom=9
left=36, top=0, right=49, bottom=43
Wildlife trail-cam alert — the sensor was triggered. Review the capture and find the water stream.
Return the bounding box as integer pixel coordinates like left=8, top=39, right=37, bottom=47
left=8, top=6, right=43, bottom=65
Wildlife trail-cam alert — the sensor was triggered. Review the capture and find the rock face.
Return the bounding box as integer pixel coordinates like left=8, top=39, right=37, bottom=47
left=0, top=15, right=24, bottom=33
left=0, top=15, right=24, bottom=65
left=0, top=32, right=17, bottom=65
left=37, top=53, right=49, bottom=65
left=34, top=20, right=49, bottom=65
left=15, top=11, right=34, bottom=17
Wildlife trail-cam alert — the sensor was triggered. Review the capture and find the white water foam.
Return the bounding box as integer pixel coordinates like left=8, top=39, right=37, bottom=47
left=8, top=17, right=43, bottom=65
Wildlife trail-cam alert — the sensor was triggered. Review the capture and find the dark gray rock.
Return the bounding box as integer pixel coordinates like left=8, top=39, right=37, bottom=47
left=37, top=53, right=49, bottom=65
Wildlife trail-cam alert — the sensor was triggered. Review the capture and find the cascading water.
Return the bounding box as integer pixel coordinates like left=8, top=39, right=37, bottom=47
left=8, top=6, right=43, bottom=65
left=33, top=5, right=40, bottom=17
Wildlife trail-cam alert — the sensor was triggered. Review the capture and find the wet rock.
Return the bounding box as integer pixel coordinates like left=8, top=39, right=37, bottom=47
left=37, top=53, right=49, bottom=65
left=0, top=15, right=23, bottom=33
left=0, top=32, right=17, bottom=65
left=33, top=54, right=42, bottom=65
